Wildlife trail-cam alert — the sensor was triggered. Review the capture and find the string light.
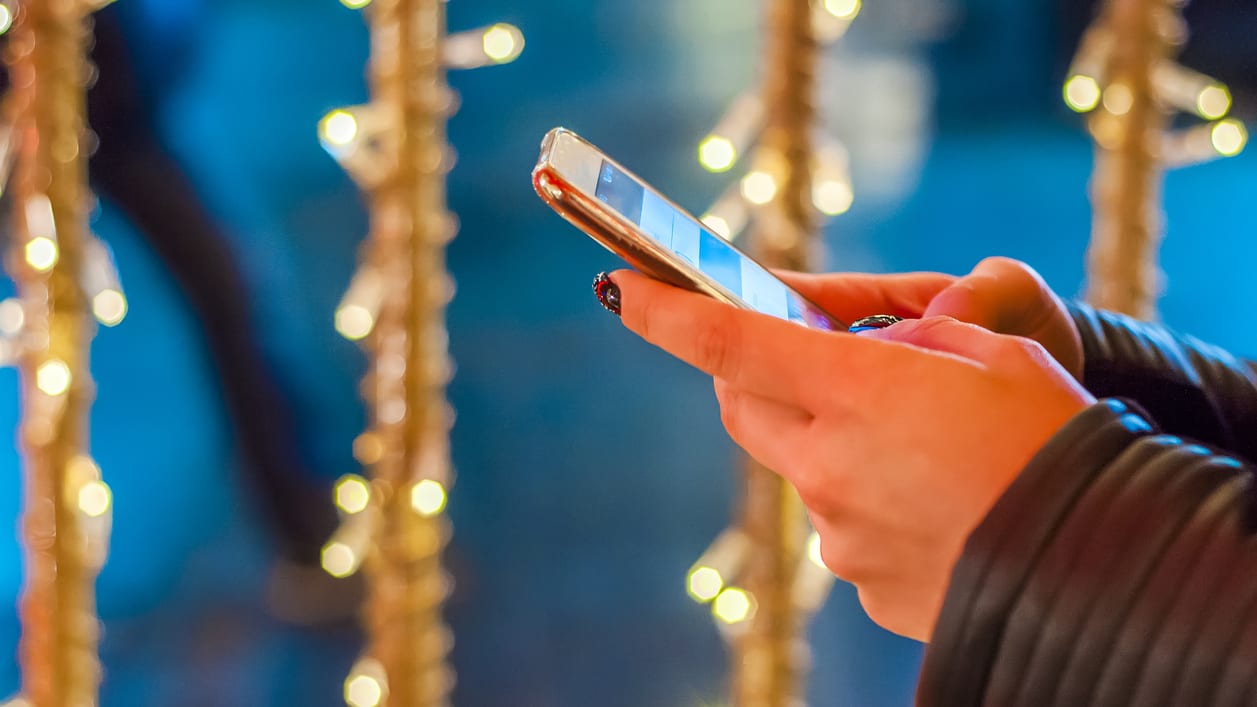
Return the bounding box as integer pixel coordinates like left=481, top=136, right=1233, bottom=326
left=807, top=532, right=824, bottom=568
left=320, top=110, right=359, bottom=148
left=702, top=215, right=732, bottom=239
left=76, top=481, right=111, bottom=518
left=35, top=360, right=71, bottom=396
left=687, top=566, right=725, bottom=603
left=321, top=542, right=359, bottom=579
left=82, top=238, right=126, bottom=326
left=344, top=658, right=388, bottom=707
left=444, top=24, right=525, bottom=69
left=1101, top=82, right=1133, bottom=116
left=334, top=474, right=371, bottom=514
left=1196, top=85, right=1231, bottom=121
left=712, top=587, right=755, bottom=624
left=410, top=479, right=447, bottom=517
left=335, top=267, right=385, bottom=341
left=339, top=0, right=373, bottom=9
left=0, top=4, right=12, bottom=36
left=1064, top=75, right=1102, bottom=113
left=1211, top=119, right=1247, bottom=157
left=698, top=136, right=738, bottom=173
left=822, top=0, right=861, bottom=20
left=741, top=171, right=778, bottom=206
left=92, top=291, right=126, bottom=327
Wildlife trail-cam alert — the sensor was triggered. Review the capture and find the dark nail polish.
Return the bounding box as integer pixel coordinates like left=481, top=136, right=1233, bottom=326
left=848, top=314, right=903, bottom=333
left=593, top=272, right=621, bottom=316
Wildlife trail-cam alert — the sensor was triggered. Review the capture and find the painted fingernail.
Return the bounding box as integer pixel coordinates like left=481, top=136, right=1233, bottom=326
left=593, top=272, right=621, bottom=316
left=848, top=314, right=903, bottom=334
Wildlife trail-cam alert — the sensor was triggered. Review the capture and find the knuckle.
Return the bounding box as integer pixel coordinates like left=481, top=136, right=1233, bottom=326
left=693, top=310, right=739, bottom=377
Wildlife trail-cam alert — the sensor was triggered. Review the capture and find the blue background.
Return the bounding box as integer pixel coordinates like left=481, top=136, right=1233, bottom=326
left=0, top=0, right=1252, bottom=704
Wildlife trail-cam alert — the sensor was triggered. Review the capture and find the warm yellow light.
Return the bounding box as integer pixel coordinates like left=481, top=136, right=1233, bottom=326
left=0, top=298, right=24, bottom=336
left=0, top=5, right=13, bottom=36
left=410, top=479, right=447, bottom=517
left=687, top=566, right=724, bottom=603
left=320, top=110, right=359, bottom=148
left=823, top=0, right=861, bottom=20
left=36, top=359, right=71, bottom=396
left=25, top=237, right=58, bottom=272
left=702, top=215, right=731, bottom=239
left=339, top=0, right=373, bottom=9
left=813, top=179, right=854, bottom=216
left=335, top=474, right=371, bottom=515
left=807, top=532, right=825, bottom=568
left=698, top=136, right=737, bottom=173
left=344, top=674, right=383, bottom=707
left=1101, top=83, right=1133, bottom=116
left=353, top=432, right=384, bottom=465
left=92, top=289, right=127, bottom=327
left=335, top=304, right=375, bottom=341
left=1211, top=119, right=1248, bottom=157
left=1064, top=75, right=1101, bottom=113
left=482, top=24, right=524, bottom=63
left=1197, top=85, right=1231, bottom=120
left=77, top=480, right=112, bottom=518
left=321, top=541, right=358, bottom=579
left=712, top=587, right=754, bottom=624
left=741, top=171, right=778, bottom=206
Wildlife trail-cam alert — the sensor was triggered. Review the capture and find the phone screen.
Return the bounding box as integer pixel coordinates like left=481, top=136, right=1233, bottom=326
left=593, top=159, right=835, bottom=330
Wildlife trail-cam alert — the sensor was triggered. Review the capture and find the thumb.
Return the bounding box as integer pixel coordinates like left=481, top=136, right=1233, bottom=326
left=923, top=256, right=1052, bottom=334
left=858, top=315, right=1012, bottom=365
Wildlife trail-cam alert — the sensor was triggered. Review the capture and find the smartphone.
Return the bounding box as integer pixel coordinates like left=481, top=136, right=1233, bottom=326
left=532, top=127, right=844, bottom=331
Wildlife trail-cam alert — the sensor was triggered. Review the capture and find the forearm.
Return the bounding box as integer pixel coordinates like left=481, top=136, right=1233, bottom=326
left=918, top=399, right=1257, bottom=706
left=1070, top=302, right=1257, bottom=461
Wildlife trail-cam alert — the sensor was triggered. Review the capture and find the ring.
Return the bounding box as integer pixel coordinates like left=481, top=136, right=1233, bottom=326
left=848, top=314, right=903, bottom=333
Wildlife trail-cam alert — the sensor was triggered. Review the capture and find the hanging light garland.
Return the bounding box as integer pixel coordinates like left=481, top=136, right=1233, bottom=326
left=1066, top=0, right=1246, bottom=318
left=0, top=0, right=126, bottom=705
left=318, top=2, right=521, bottom=706
left=686, top=1, right=854, bottom=704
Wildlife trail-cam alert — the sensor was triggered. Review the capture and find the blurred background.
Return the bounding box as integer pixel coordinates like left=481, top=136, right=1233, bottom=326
left=0, top=0, right=1254, bottom=704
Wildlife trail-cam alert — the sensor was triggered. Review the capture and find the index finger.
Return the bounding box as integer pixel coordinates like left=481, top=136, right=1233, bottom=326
left=611, top=269, right=845, bottom=408
left=776, top=270, right=956, bottom=324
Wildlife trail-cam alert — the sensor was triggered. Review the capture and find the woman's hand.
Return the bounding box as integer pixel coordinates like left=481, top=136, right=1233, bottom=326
left=780, top=257, right=1083, bottom=379
left=609, top=269, right=1095, bottom=642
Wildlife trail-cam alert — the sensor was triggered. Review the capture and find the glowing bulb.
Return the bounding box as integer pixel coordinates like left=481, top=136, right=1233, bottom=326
left=25, top=237, right=58, bottom=272
left=77, top=480, right=112, bottom=518
left=1102, top=83, right=1133, bottom=116
left=0, top=5, right=13, bottom=36
left=320, top=110, right=359, bottom=148
left=823, top=0, right=861, bottom=20
left=807, top=532, right=825, bottom=568
left=1197, top=85, right=1231, bottom=120
left=482, top=24, right=524, bottom=63
left=712, top=587, right=754, bottom=624
left=336, top=304, right=375, bottom=341
left=702, top=215, right=732, bottom=239
left=36, top=359, right=71, bottom=396
left=410, top=479, right=447, bottom=517
left=92, top=289, right=127, bottom=327
left=344, top=674, right=383, bottom=707
left=813, top=179, right=854, bottom=216
left=321, top=541, right=358, bottom=578
left=335, top=475, right=371, bottom=514
left=687, top=566, right=724, bottom=603
left=1064, top=75, right=1101, bottom=113
left=741, top=171, right=778, bottom=206
left=0, top=298, right=24, bottom=336
left=1211, top=120, right=1247, bottom=157
left=339, top=0, right=373, bottom=9
left=698, top=136, right=737, bottom=173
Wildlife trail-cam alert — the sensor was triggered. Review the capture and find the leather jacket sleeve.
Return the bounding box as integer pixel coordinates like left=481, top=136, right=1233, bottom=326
left=1069, top=302, right=1257, bottom=461
left=916, top=306, right=1257, bottom=705
left=917, top=399, right=1257, bottom=706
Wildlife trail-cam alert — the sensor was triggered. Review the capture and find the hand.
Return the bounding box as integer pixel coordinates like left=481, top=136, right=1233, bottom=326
left=610, top=269, right=1095, bottom=641
left=780, top=257, right=1084, bottom=379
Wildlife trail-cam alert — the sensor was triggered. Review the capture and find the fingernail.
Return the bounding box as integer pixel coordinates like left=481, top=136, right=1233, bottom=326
left=848, top=314, right=903, bottom=334
left=593, top=272, right=621, bottom=316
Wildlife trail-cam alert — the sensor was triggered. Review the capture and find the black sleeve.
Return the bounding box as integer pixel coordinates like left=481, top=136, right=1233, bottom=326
left=1071, top=302, right=1257, bottom=461
left=917, top=399, right=1257, bottom=707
